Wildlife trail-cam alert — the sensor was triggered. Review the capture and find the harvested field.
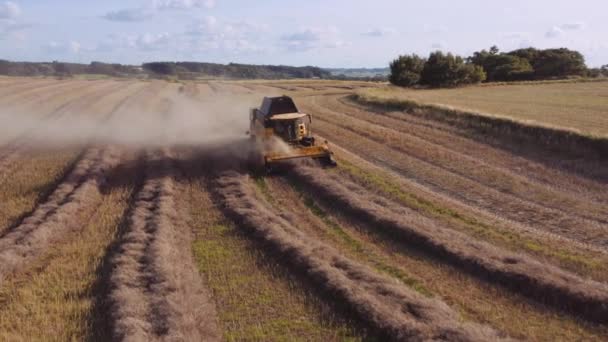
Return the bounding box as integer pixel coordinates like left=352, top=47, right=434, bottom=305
left=0, top=147, right=122, bottom=284
left=291, top=165, right=608, bottom=323
left=214, top=171, right=502, bottom=341
left=0, top=76, right=607, bottom=340
left=359, top=82, right=608, bottom=137
left=107, top=149, right=219, bottom=341
left=297, top=95, right=608, bottom=249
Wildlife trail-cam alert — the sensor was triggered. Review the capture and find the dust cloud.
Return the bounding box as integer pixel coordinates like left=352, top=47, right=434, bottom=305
left=0, top=91, right=259, bottom=148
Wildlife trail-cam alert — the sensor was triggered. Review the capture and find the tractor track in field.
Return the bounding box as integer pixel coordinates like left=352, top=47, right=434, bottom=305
left=106, top=149, right=219, bottom=342
left=0, top=146, right=122, bottom=284
left=327, top=95, right=608, bottom=205
left=0, top=79, right=61, bottom=100
left=213, top=170, right=504, bottom=341
left=299, top=96, right=608, bottom=250
left=306, top=96, right=608, bottom=221
left=0, top=79, right=93, bottom=108
left=290, top=165, right=608, bottom=325
left=325, top=141, right=608, bottom=259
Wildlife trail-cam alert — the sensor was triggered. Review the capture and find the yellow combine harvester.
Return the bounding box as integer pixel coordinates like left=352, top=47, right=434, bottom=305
left=248, top=96, right=337, bottom=172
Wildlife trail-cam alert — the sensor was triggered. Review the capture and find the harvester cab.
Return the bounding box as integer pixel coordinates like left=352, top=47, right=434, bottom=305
left=249, top=96, right=337, bottom=171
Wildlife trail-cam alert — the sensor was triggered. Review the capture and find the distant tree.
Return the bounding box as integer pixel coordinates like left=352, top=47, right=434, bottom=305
left=507, top=47, right=541, bottom=64
left=420, top=51, right=486, bottom=87
left=389, top=54, right=426, bottom=87
left=52, top=61, right=72, bottom=76
left=586, top=68, right=603, bottom=78
left=143, top=62, right=177, bottom=75
left=532, top=48, right=586, bottom=78
left=458, top=63, right=487, bottom=84
left=88, top=61, right=116, bottom=75
left=469, top=46, right=586, bottom=81
left=469, top=49, right=534, bottom=81
left=506, top=47, right=586, bottom=79
left=0, top=59, right=10, bottom=75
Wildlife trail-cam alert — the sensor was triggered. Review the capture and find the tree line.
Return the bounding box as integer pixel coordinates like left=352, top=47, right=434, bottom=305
left=142, top=62, right=330, bottom=79
left=0, top=60, right=142, bottom=77
left=390, top=46, right=607, bottom=88
left=0, top=60, right=332, bottom=80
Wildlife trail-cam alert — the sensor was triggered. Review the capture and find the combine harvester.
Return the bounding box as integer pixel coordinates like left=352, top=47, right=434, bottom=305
left=248, top=96, right=337, bottom=172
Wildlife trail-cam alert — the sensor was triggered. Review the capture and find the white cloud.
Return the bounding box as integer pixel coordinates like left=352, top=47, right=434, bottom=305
left=423, top=24, right=448, bottom=34
left=502, top=32, right=529, bottom=40
left=559, top=22, right=585, bottom=31
left=0, top=3, right=29, bottom=41
left=186, top=17, right=266, bottom=53
left=93, top=16, right=264, bottom=57
left=362, top=27, right=396, bottom=37
left=69, top=41, right=81, bottom=53
left=545, top=26, right=563, bottom=38
left=44, top=40, right=81, bottom=54
left=431, top=42, right=444, bottom=49
left=186, top=16, right=219, bottom=35
left=104, top=0, right=216, bottom=22
left=518, top=40, right=533, bottom=49
left=136, top=32, right=171, bottom=50
left=324, top=40, right=349, bottom=49
left=94, top=32, right=172, bottom=52
left=153, top=0, right=215, bottom=10
left=104, top=8, right=155, bottom=22
left=281, top=27, right=345, bottom=51
left=0, top=21, right=28, bottom=38
left=545, top=22, right=586, bottom=38
left=0, top=1, right=20, bottom=20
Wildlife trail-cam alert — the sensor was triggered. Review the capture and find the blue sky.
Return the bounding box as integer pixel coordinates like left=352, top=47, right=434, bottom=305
left=0, top=0, right=606, bottom=67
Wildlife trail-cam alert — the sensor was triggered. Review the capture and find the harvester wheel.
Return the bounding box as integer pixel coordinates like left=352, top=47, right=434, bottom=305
left=318, top=154, right=338, bottom=168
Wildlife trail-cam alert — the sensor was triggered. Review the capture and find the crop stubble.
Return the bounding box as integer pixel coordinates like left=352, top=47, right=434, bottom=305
left=214, top=170, right=503, bottom=341
left=108, top=149, right=219, bottom=341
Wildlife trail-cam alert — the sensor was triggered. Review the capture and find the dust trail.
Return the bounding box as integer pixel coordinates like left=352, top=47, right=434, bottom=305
left=1, top=84, right=260, bottom=148
left=0, top=80, right=90, bottom=109
left=0, top=79, right=59, bottom=100
left=0, top=82, right=157, bottom=280
left=292, top=165, right=608, bottom=324
left=0, top=147, right=122, bottom=284
left=0, top=81, right=132, bottom=146
left=108, top=149, right=219, bottom=341
left=214, top=171, right=504, bottom=341
left=0, top=81, right=134, bottom=178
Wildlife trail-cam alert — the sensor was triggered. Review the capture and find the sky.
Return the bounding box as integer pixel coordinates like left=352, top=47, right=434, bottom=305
left=0, top=0, right=606, bottom=68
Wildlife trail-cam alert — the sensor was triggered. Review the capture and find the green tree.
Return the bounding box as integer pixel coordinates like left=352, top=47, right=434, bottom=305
left=389, top=54, right=426, bottom=87
left=507, top=47, right=586, bottom=79
left=420, top=51, right=486, bottom=87
left=143, top=62, right=177, bottom=75
left=586, top=68, right=602, bottom=78
left=469, top=47, right=534, bottom=81
left=491, top=55, right=534, bottom=81
left=0, top=60, right=10, bottom=75
left=532, top=48, right=586, bottom=78
left=507, top=47, right=541, bottom=64
left=458, top=63, right=487, bottom=84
